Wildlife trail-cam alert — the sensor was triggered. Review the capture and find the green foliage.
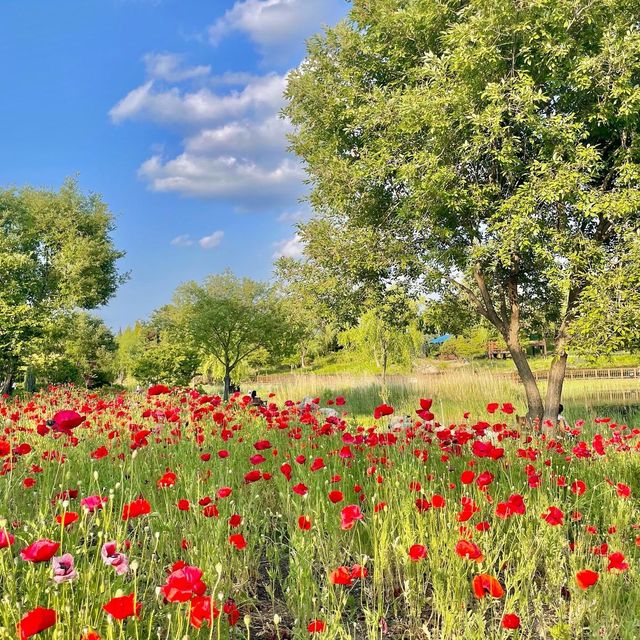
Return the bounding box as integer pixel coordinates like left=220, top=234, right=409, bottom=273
left=571, top=232, right=640, bottom=356
left=285, top=0, right=640, bottom=415
left=170, top=271, right=298, bottom=395
left=338, top=304, right=424, bottom=375
left=439, top=327, right=493, bottom=360
left=28, top=313, right=118, bottom=387
left=115, top=322, right=146, bottom=383
left=0, top=179, right=125, bottom=388
left=126, top=308, right=200, bottom=387
left=131, top=339, right=200, bottom=387
left=274, top=260, right=339, bottom=368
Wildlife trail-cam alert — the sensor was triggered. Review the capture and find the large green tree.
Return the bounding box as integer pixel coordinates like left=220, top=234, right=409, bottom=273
left=172, top=272, right=296, bottom=399
left=339, top=302, right=424, bottom=382
left=29, top=313, right=118, bottom=388
left=129, top=307, right=200, bottom=388
left=0, top=179, right=126, bottom=393
left=286, top=0, right=640, bottom=422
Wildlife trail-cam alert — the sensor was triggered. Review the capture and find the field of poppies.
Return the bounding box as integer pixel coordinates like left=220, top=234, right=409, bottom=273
left=0, top=384, right=639, bottom=640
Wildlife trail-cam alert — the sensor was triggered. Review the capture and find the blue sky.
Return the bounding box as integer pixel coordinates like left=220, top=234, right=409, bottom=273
left=0, top=0, right=348, bottom=330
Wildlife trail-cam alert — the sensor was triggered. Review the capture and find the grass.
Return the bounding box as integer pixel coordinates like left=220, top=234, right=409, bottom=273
left=251, top=370, right=640, bottom=426
left=1, top=375, right=639, bottom=639
left=276, top=350, right=640, bottom=379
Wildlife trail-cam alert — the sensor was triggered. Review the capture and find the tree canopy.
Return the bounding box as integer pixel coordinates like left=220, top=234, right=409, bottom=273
left=285, top=0, right=640, bottom=421
left=171, top=272, right=297, bottom=398
left=0, top=179, right=126, bottom=392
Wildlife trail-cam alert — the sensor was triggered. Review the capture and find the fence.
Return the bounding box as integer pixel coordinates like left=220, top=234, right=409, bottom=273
left=510, top=368, right=640, bottom=382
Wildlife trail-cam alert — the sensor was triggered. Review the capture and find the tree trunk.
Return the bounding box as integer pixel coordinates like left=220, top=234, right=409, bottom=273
left=543, top=345, right=569, bottom=427
left=381, top=346, right=388, bottom=385
left=1, top=371, right=15, bottom=396
left=24, top=366, right=36, bottom=393
left=506, top=340, right=544, bottom=422
left=223, top=367, right=231, bottom=401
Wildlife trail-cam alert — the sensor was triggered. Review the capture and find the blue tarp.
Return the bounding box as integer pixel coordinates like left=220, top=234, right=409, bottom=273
left=430, top=334, right=452, bottom=345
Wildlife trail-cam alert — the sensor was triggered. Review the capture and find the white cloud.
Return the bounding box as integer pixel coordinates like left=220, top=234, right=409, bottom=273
left=139, top=153, right=304, bottom=206
left=273, top=233, right=304, bottom=259
left=209, top=0, right=344, bottom=63
left=184, top=114, right=290, bottom=161
left=109, top=72, right=287, bottom=125
left=199, top=230, right=224, bottom=249
left=143, top=53, right=211, bottom=83
left=110, top=63, right=302, bottom=207
left=170, top=234, right=194, bottom=247
left=109, top=1, right=348, bottom=211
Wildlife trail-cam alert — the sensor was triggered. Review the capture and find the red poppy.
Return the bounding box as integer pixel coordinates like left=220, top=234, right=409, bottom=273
left=244, top=470, right=262, bottom=483
left=329, top=566, right=352, bottom=585
left=298, top=515, right=312, bottom=530
left=229, top=534, right=247, bottom=550
left=177, top=500, right=190, bottom=511
left=616, top=483, right=631, bottom=498
left=148, top=384, right=170, bottom=396
left=432, top=494, right=446, bottom=508
left=202, top=504, right=219, bottom=518
left=373, top=404, right=394, bottom=419
left=350, top=564, right=368, bottom=579
left=308, top=620, right=326, bottom=633
left=189, top=596, right=220, bottom=629
left=541, top=506, right=564, bottom=526
left=91, top=446, right=109, bottom=460
left=457, top=497, right=480, bottom=522
left=576, top=569, right=599, bottom=590
left=292, top=483, right=308, bottom=496
left=472, top=574, right=504, bottom=598
left=340, top=505, right=364, bottom=530
left=229, top=514, right=242, bottom=527
left=496, top=494, right=526, bottom=518
left=329, top=490, right=344, bottom=504
left=103, top=593, right=141, bottom=619
left=122, top=498, right=151, bottom=520
left=161, top=565, right=207, bottom=602
left=52, top=410, right=85, bottom=434
left=607, top=552, right=628, bottom=572
left=280, top=463, right=292, bottom=480
left=474, top=472, right=493, bottom=489
left=55, top=512, right=79, bottom=527
left=461, top=470, right=475, bottom=484
left=501, top=613, right=520, bottom=629
left=17, top=607, right=56, bottom=640
left=157, top=471, right=177, bottom=488
left=0, top=529, right=14, bottom=548
left=408, top=544, right=427, bottom=562
left=20, top=539, right=60, bottom=563
left=486, top=403, right=499, bottom=414
left=570, top=480, right=586, bottom=495
left=455, top=539, right=484, bottom=562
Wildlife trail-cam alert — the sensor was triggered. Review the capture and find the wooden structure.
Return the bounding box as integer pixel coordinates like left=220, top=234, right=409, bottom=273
left=487, top=340, right=548, bottom=359
left=510, top=367, right=640, bottom=382
left=487, top=341, right=510, bottom=359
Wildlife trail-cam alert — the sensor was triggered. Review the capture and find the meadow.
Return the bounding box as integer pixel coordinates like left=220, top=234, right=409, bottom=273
left=1, top=372, right=639, bottom=640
